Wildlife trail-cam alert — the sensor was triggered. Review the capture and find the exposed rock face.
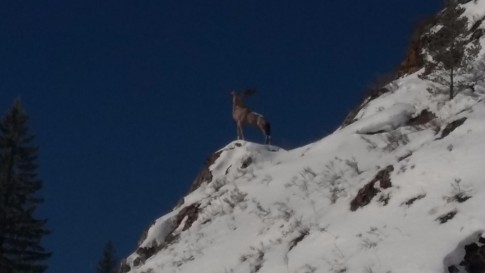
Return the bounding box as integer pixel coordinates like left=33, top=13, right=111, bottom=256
left=447, top=233, right=485, bottom=273
left=398, top=38, right=424, bottom=76
left=189, top=150, right=223, bottom=193
left=461, top=237, right=485, bottom=273
left=470, top=18, right=485, bottom=41
left=439, top=117, right=467, bottom=139
left=340, top=103, right=366, bottom=128
left=175, top=203, right=201, bottom=231
left=399, top=0, right=483, bottom=79
left=397, top=18, right=432, bottom=77
left=119, top=262, right=131, bottom=273
left=120, top=202, right=202, bottom=272
left=120, top=146, right=227, bottom=273
left=342, top=17, right=435, bottom=128
left=350, top=165, right=394, bottom=211
left=406, top=109, right=437, bottom=127
left=134, top=244, right=160, bottom=268
left=240, top=156, right=252, bottom=169
left=341, top=83, right=397, bottom=128
left=342, top=18, right=432, bottom=128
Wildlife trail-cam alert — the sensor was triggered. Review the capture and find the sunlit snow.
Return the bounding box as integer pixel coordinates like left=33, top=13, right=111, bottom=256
left=122, top=2, right=485, bottom=273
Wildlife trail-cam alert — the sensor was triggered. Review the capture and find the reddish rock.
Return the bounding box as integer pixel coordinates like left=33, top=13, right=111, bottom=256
left=350, top=165, right=394, bottom=211
left=189, top=150, right=223, bottom=193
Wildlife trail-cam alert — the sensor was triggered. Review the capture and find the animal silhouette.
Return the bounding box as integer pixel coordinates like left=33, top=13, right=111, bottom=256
left=231, top=89, right=271, bottom=144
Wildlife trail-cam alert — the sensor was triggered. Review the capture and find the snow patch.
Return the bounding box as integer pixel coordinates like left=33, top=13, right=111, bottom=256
left=353, top=103, right=415, bottom=134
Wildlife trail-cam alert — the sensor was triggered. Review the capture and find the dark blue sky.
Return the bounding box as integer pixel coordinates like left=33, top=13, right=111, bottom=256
left=0, top=1, right=441, bottom=273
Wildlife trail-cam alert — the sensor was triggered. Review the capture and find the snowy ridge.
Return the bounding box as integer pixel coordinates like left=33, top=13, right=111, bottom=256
left=122, top=2, right=485, bottom=273
left=123, top=79, right=485, bottom=272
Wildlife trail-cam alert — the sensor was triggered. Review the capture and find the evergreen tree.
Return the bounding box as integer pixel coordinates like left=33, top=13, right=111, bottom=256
left=419, top=2, right=480, bottom=99
left=0, top=100, right=50, bottom=273
left=96, top=241, right=117, bottom=273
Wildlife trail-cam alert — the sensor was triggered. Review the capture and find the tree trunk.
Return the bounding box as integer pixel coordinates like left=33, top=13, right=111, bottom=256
left=0, top=144, right=15, bottom=267
left=450, top=66, right=454, bottom=100
left=448, top=39, right=455, bottom=100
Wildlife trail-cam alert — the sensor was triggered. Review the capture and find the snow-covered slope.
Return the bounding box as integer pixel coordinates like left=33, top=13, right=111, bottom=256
left=121, top=2, right=485, bottom=273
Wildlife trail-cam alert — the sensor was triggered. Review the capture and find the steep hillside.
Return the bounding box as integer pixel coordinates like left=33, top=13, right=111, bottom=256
left=121, top=1, right=485, bottom=273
